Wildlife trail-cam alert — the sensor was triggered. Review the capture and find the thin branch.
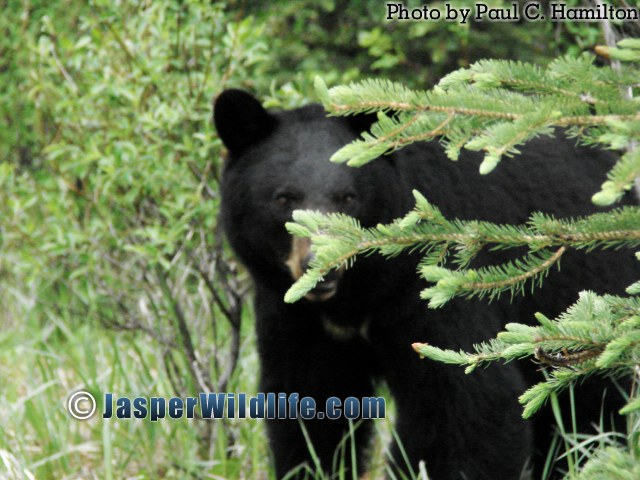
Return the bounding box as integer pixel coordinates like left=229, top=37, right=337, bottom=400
left=154, top=265, right=211, bottom=392
left=462, top=246, right=566, bottom=292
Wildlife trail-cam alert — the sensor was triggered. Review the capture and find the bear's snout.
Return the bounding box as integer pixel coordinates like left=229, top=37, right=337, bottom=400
left=285, top=236, right=342, bottom=302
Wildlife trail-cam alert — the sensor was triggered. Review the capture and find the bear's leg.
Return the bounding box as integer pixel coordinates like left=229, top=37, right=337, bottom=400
left=371, top=302, right=533, bottom=480
left=255, top=293, right=377, bottom=479
left=387, top=362, right=532, bottom=480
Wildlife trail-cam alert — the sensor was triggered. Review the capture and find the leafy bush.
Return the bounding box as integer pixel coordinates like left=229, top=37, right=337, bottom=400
left=0, top=0, right=618, bottom=477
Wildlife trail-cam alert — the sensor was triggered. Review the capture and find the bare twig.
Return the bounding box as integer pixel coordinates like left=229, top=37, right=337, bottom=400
left=154, top=265, right=212, bottom=392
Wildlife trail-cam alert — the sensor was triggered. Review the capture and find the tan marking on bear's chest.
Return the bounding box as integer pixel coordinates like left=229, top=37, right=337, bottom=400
left=321, top=315, right=370, bottom=342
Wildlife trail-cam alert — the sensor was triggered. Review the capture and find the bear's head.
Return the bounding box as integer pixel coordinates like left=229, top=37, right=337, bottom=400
left=214, top=90, right=405, bottom=302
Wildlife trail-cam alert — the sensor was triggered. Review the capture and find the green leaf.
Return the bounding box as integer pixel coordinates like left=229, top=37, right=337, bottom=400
left=619, top=396, right=640, bottom=415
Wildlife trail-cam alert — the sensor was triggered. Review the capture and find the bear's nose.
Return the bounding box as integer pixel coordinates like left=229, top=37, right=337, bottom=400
left=302, top=252, right=340, bottom=282
left=286, top=236, right=343, bottom=301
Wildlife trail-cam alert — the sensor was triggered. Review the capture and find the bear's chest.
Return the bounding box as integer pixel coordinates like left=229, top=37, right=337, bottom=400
left=321, top=314, right=371, bottom=342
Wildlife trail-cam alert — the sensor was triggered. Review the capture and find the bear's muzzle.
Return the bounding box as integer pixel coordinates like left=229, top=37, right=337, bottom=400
left=285, top=236, right=343, bottom=302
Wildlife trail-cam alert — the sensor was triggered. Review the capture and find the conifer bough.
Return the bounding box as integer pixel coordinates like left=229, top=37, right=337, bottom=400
left=286, top=47, right=640, bottom=439
left=314, top=53, right=640, bottom=204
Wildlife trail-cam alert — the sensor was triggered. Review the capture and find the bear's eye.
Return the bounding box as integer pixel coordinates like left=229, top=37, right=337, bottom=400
left=335, top=192, right=356, bottom=204
left=274, top=191, right=299, bottom=206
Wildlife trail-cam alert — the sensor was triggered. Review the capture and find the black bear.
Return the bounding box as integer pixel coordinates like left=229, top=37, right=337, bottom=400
left=213, top=89, right=636, bottom=479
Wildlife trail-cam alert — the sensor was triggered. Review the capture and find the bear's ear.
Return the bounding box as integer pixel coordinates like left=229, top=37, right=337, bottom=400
left=213, top=89, right=276, bottom=153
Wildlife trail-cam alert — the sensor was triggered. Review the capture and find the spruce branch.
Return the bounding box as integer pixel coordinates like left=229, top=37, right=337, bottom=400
left=571, top=446, right=640, bottom=479
left=414, top=291, right=640, bottom=418
left=420, top=246, right=567, bottom=308
left=305, top=48, right=640, bottom=447
left=315, top=54, right=640, bottom=193
left=285, top=192, right=640, bottom=304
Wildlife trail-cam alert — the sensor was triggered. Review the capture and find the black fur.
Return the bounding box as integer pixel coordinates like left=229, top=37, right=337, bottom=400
left=214, top=90, right=637, bottom=479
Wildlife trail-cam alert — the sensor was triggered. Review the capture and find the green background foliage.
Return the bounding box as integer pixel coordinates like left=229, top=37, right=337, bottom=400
left=0, top=0, right=622, bottom=478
